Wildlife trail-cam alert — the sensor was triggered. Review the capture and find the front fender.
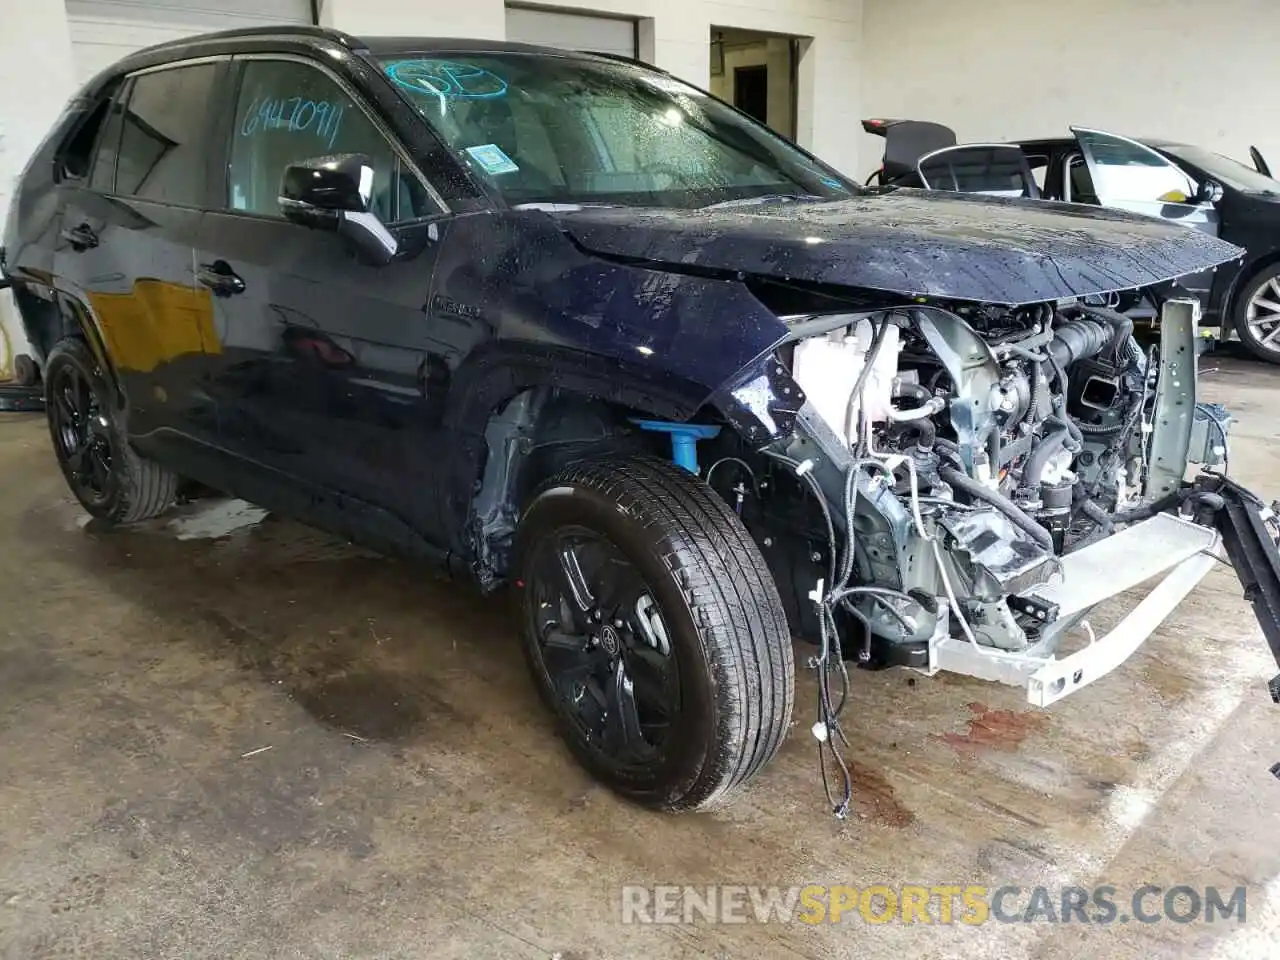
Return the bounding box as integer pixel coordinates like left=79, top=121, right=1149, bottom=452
left=430, top=209, right=791, bottom=419
left=429, top=210, right=794, bottom=560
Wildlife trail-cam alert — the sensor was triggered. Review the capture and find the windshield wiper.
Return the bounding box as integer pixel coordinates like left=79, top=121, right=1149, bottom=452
left=700, top=194, right=823, bottom=210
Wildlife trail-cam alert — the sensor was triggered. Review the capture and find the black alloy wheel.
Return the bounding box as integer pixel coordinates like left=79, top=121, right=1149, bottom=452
left=524, top=527, right=680, bottom=768
left=43, top=338, right=178, bottom=523
left=516, top=456, right=794, bottom=812
left=48, top=357, right=114, bottom=509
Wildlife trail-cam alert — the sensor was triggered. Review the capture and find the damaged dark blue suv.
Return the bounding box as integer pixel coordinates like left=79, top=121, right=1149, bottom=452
left=6, top=26, right=1280, bottom=815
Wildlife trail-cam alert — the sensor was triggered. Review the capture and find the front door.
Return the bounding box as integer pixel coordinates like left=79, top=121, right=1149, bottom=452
left=1070, top=127, right=1220, bottom=305
left=196, top=54, right=453, bottom=547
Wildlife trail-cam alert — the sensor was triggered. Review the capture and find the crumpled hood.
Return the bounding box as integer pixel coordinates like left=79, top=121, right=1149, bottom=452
left=554, top=189, right=1244, bottom=306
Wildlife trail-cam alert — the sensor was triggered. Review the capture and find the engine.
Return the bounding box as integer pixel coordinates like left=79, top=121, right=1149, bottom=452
left=709, top=301, right=1155, bottom=663
left=792, top=302, right=1148, bottom=536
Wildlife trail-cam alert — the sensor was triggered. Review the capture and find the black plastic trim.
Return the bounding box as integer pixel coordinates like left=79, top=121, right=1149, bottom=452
left=1202, top=474, right=1280, bottom=702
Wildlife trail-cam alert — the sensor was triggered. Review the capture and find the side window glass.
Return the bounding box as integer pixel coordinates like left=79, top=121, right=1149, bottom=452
left=89, top=91, right=128, bottom=193
left=1025, top=155, right=1048, bottom=191
left=917, top=145, right=1035, bottom=198
left=227, top=60, right=431, bottom=222
left=116, top=64, right=218, bottom=205
left=60, top=98, right=111, bottom=182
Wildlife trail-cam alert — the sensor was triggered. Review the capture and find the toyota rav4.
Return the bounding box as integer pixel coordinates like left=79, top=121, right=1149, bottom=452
left=5, top=26, right=1280, bottom=815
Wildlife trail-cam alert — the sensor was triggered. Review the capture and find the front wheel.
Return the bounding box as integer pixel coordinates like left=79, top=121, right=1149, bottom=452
left=515, top=456, right=794, bottom=812
left=1232, top=263, right=1280, bottom=364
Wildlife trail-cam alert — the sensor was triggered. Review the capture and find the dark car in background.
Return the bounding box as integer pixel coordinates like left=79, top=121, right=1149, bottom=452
left=4, top=28, right=1280, bottom=817
left=865, top=120, right=1280, bottom=363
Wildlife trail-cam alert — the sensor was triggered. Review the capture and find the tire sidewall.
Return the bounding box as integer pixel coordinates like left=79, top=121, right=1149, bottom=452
left=43, top=339, right=131, bottom=520
left=515, top=479, right=721, bottom=808
left=1233, top=264, right=1280, bottom=363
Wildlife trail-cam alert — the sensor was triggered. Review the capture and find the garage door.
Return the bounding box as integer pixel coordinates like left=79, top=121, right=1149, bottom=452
left=505, top=7, right=636, bottom=59
left=66, top=0, right=313, bottom=81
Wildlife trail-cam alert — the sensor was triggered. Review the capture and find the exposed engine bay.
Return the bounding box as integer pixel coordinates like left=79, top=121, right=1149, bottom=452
left=713, top=299, right=1198, bottom=655
left=700, top=296, right=1256, bottom=815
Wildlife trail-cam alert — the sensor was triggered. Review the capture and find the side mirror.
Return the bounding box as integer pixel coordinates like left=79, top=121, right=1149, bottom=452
left=1196, top=179, right=1224, bottom=204
left=279, top=154, right=398, bottom=265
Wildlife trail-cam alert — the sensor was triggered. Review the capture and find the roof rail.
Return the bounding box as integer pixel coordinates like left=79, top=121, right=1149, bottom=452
left=135, top=23, right=366, bottom=58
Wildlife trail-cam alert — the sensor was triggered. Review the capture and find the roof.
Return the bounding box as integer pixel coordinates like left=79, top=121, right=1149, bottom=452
left=361, top=36, right=604, bottom=57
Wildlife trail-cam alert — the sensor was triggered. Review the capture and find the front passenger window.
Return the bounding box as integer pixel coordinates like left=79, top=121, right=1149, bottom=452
left=227, top=60, right=430, bottom=222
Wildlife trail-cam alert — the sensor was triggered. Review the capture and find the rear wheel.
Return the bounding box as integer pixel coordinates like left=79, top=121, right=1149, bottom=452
left=44, top=338, right=178, bottom=523
left=1233, top=263, right=1280, bottom=364
left=515, top=456, right=794, bottom=812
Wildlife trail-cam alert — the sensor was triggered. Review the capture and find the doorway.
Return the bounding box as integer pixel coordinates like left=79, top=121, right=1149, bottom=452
left=733, top=65, right=768, bottom=125
left=709, top=27, right=797, bottom=140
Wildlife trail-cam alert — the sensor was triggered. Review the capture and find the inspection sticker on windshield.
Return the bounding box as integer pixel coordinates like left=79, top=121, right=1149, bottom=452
left=465, top=144, right=519, bottom=175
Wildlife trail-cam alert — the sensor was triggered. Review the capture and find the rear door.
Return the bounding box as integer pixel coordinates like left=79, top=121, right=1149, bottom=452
left=54, top=59, right=225, bottom=455
left=195, top=53, right=453, bottom=547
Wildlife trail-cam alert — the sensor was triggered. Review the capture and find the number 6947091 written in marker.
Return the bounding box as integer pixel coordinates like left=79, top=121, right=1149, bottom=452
left=240, top=96, right=345, bottom=149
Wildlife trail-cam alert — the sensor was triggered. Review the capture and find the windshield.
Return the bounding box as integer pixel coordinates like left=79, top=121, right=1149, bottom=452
left=1159, top=143, right=1280, bottom=195
left=377, top=53, right=855, bottom=208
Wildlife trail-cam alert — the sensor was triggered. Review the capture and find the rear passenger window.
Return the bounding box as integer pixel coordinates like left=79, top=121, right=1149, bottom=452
left=60, top=99, right=111, bottom=181
left=89, top=94, right=126, bottom=193
left=226, top=59, right=433, bottom=222
left=115, top=63, right=218, bottom=206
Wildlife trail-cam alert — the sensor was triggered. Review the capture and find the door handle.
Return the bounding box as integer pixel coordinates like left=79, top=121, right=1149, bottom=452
left=60, top=223, right=99, bottom=251
left=196, top=261, right=245, bottom=297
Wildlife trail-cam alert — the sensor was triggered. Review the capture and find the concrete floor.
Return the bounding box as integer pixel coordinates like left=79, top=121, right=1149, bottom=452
left=1, top=357, right=1279, bottom=960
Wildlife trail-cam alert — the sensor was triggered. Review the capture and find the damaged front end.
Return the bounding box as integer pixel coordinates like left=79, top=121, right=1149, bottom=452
left=560, top=187, right=1280, bottom=813
left=706, top=293, right=1280, bottom=737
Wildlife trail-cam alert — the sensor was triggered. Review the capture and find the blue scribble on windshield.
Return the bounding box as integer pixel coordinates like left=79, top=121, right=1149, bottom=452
left=385, top=60, right=508, bottom=100
left=820, top=177, right=848, bottom=191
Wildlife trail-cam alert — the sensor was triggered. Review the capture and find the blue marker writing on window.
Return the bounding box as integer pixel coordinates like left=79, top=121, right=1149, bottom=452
left=240, top=96, right=346, bottom=149
left=385, top=60, right=508, bottom=100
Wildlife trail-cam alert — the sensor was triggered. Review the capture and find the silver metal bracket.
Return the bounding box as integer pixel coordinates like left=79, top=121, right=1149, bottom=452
left=1145, top=298, right=1199, bottom=499
left=922, top=512, right=1220, bottom=706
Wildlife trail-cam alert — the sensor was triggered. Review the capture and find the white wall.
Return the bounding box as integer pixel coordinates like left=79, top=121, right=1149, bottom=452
left=860, top=0, right=1278, bottom=182
left=0, top=0, right=77, bottom=375
left=68, top=0, right=312, bottom=82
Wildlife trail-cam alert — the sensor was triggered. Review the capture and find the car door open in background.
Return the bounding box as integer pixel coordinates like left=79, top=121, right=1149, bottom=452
left=195, top=54, right=451, bottom=550
left=1071, top=127, right=1222, bottom=307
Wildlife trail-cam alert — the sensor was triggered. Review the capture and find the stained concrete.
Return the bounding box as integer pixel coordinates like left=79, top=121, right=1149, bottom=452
left=1, top=356, right=1279, bottom=959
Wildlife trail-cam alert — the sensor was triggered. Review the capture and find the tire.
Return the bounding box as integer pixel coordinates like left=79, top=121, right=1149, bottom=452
left=13, top=354, right=40, bottom=387
left=1232, top=262, right=1280, bottom=364
left=43, top=338, right=178, bottom=523
left=515, top=455, right=794, bottom=812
